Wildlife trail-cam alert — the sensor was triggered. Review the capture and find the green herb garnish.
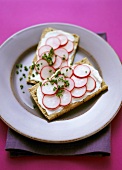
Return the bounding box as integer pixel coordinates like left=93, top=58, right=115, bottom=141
left=42, top=48, right=54, bottom=66
left=20, top=85, right=23, bottom=89
left=19, top=77, right=23, bottom=81
left=56, top=89, right=64, bottom=97
left=24, top=66, right=28, bottom=71
left=16, top=70, right=19, bottom=74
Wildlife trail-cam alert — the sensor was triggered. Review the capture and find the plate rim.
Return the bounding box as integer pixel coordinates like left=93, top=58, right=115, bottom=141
left=0, top=22, right=122, bottom=143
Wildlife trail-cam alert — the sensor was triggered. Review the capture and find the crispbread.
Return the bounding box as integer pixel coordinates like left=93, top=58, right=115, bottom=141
left=27, top=27, right=80, bottom=84
left=29, top=58, right=108, bottom=121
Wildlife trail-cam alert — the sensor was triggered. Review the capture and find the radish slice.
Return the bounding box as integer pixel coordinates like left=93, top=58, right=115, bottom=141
left=46, top=37, right=60, bottom=50
left=38, top=45, right=52, bottom=57
left=64, top=78, right=75, bottom=91
left=60, top=60, right=68, bottom=68
left=71, top=75, right=87, bottom=88
left=74, top=64, right=91, bottom=78
left=54, top=48, right=69, bottom=60
left=63, top=41, right=74, bottom=52
left=41, top=81, right=58, bottom=95
left=40, top=51, right=56, bottom=64
left=71, top=86, right=86, bottom=98
left=53, top=56, right=62, bottom=69
left=57, top=34, right=68, bottom=45
left=60, top=89, right=72, bottom=106
left=40, top=66, right=55, bottom=80
left=61, top=66, right=73, bottom=77
left=86, top=76, right=96, bottom=92
left=35, top=59, right=48, bottom=73
left=42, top=94, right=60, bottom=110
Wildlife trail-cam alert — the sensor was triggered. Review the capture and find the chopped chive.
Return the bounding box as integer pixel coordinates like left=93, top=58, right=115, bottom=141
left=19, top=77, right=23, bottom=81
left=16, top=70, right=19, bottom=74
left=19, top=64, right=23, bottom=68
left=24, top=66, right=28, bottom=71
left=20, top=85, right=23, bottom=89
left=16, top=64, right=19, bottom=68
left=39, top=82, right=42, bottom=86
left=20, top=69, right=22, bottom=72
left=32, top=74, right=35, bottom=77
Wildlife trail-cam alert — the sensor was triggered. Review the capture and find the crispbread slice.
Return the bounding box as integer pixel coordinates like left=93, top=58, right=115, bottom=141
left=29, top=58, right=108, bottom=121
left=27, top=27, right=80, bottom=84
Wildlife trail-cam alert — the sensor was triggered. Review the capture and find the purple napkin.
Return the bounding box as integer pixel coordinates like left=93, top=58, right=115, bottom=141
left=5, top=33, right=111, bottom=157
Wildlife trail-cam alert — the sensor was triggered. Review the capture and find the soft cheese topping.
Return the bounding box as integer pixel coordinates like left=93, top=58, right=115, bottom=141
left=36, top=64, right=102, bottom=115
left=29, top=30, right=78, bottom=82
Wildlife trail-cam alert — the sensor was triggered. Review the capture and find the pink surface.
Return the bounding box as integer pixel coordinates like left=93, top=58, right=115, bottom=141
left=0, top=0, right=122, bottom=169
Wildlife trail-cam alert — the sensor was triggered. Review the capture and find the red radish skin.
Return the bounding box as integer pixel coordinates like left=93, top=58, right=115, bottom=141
left=42, top=94, right=61, bottom=110
left=71, top=75, right=87, bottom=88
left=38, top=45, right=52, bottom=57
left=41, top=81, right=58, bottom=95
left=74, top=64, right=91, bottom=78
left=71, top=86, right=86, bottom=98
left=64, top=78, right=75, bottom=91
left=61, top=66, right=73, bottom=78
left=63, top=41, right=74, bottom=53
left=57, top=34, right=68, bottom=45
left=54, top=48, right=69, bottom=60
left=40, top=66, right=55, bottom=80
left=35, top=59, right=48, bottom=73
left=86, top=76, right=96, bottom=92
left=46, top=37, right=61, bottom=50
left=60, top=89, right=72, bottom=106
left=53, top=56, right=62, bottom=69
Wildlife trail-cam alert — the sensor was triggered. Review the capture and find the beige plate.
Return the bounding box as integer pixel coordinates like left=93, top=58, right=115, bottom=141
left=0, top=23, right=122, bottom=143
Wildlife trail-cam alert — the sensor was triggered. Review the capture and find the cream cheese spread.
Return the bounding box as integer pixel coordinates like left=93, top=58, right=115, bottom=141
left=36, top=64, right=102, bottom=115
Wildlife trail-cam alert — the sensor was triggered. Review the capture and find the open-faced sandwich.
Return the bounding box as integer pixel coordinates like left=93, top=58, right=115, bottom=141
left=29, top=57, right=108, bottom=121
left=27, top=27, right=80, bottom=84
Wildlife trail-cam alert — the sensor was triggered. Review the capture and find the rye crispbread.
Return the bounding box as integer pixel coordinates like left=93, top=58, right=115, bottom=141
left=28, top=58, right=108, bottom=121
left=27, top=27, right=80, bottom=84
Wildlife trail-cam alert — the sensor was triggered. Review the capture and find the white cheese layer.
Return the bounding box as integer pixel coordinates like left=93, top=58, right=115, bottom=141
left=36, top=64, right=102, bottom=115
left=30, top=30, right=77, bottom=81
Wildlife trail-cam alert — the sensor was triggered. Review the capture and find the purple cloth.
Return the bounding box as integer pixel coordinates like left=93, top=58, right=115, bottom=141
left=5, top=33, right=111, bottom=157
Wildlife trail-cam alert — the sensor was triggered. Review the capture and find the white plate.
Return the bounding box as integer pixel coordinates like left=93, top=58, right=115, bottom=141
left=0, top=23, right=122, bottom=143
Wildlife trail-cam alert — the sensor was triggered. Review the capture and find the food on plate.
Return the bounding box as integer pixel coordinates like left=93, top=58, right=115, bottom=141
left=28, top=58, right=108, bottom=121
left=27, top=27, right=79, bottom=84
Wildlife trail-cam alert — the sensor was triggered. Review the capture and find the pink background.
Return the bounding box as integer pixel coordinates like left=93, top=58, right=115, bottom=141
left=0, top=0, right=122, bottom=170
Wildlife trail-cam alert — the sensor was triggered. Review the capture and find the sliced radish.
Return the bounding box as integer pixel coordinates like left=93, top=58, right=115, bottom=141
left=38, top=45, right=52, bottom=57
left=63, top=41, right=74, bottom=52
left=71, top=86, right=86, bottom=98
left=40, top=51, right=56, bottom=64
left=53, top=56, right=62, bottom=69
left=54, top=48, right=69, bottom=60
left=57, top=34, right=68, bottom=45
left=60, top=89, right=72, bottom=106
left=86, top=76, right=96, bottom=92
left=42, top=94, right=60, bottom=110
left=74, top=64, right=91, bottom=78
left=40, top=66, right=55, bottom=80
left=61, top=66, right=73, bottom=77
left=46, top=37, right=60, bottom=50
left=60, top=60, right=68, bottom=68
left=71, top=75, right=87, bottom=88
left=64, top=78, right=75, bottom=91
left=35, top=59, right=48, bottom=73
left=41, top=81, right=58, bottom=95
